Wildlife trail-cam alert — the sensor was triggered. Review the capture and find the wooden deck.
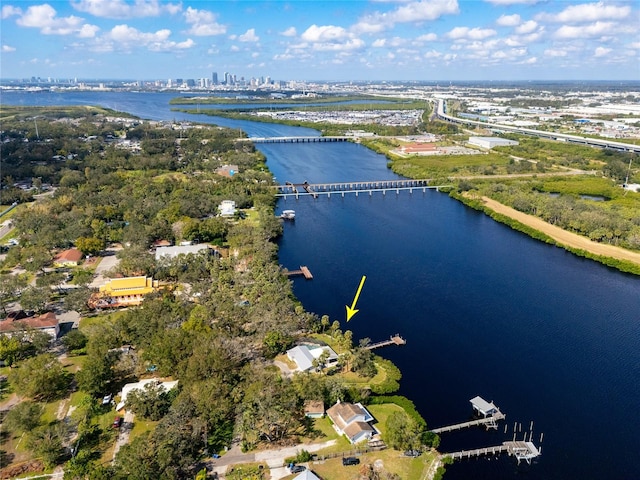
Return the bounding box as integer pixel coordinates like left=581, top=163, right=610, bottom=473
left=284, top=265, right=313, bottom=280
left=444, top=440, right=541, bottom=464
left=365, top=334, right=406, bottom=350
left=431, top=411, right=506, bottom=433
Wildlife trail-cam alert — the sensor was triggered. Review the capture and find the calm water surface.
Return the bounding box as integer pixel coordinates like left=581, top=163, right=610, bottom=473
left=4, top=91, right=640, bottom=480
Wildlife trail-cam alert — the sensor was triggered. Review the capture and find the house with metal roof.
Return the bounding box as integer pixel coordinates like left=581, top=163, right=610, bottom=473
left=286, top=344, right=338, bottom=372
left=94, top=276, right=159, bottom=307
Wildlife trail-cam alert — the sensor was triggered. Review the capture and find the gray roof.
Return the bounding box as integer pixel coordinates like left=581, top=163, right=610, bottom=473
left=470, top=396, right=498, bottom=415
left=294, top=470, right=321, bottom=480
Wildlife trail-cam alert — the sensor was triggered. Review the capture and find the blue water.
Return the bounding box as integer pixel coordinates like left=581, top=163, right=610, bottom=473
left=3, top=91, right=640, bottom=480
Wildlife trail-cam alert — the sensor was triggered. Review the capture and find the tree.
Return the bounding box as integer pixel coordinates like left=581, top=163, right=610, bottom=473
left=0, top=334, right=27, bottom=366
left=3, top=401, right=43, bottom=433
left=126, top=382, right=174, bottom=421
left=0, top=274, right=28, bottom=315
left=19, top=286, right=50, bottom=314
left=9, top=353, right=71, bottom=401
left=26, top=423, right=67, bottom=468
left=262, top=330, right=293, bottom=358
left=63, top=286, right=92, bottom=313
left=76, top=236, right=105, bottom=256
left=62, top=329, right=88, bottom=352
left=384, top=411, right=423, bottom=451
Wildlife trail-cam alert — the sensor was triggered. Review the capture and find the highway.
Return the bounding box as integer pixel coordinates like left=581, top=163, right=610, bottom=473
left=435, top=99, right=640, bottom=154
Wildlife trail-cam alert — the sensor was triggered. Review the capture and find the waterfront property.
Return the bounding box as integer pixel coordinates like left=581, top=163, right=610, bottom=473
left=326, top=401, right=378, bottom=444
left=287, top=344, right=338, bottom=372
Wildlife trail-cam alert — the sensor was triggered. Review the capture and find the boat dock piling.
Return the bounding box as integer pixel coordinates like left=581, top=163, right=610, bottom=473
left=444, top=439, right=541, bottom=464
left=284, top=266, right=313, bottom=280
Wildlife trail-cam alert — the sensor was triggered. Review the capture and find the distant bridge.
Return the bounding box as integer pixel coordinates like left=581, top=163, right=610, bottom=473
left=240, top=136, right=352, bottom=143
left=274, top=179, right=452, bottom=198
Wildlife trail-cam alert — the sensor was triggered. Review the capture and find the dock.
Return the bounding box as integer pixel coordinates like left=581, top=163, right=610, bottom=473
left=284, top=266, right=313, bottom=280
left=444, top=440, right=541, bottom=464
left=431, top=411, right=505, bottom=433
left=364, top=334, right=406, bottom=350
left=431, top=396, right=505, bottom=433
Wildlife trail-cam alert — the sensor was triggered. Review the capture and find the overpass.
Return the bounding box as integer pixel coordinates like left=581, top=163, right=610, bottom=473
left=435, top=99, right=640, bottom=154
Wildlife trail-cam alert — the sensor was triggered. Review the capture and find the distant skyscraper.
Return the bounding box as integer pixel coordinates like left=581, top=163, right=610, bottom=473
left=212, top=72, right=218, bottom=85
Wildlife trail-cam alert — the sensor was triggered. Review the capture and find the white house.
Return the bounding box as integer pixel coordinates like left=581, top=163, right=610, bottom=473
left=115, top=378, right=178, bottom=411
left=155, top=243, right=212, bottom=261
left=287, top=344, right=338, bottom=372
left=218, top=200, right=237, bottom=217
left=326, top=401, right=377, bottom=444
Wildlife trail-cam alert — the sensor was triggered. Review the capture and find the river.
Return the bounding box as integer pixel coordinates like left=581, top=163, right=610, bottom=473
left=3, top=91, right=640, bottom=480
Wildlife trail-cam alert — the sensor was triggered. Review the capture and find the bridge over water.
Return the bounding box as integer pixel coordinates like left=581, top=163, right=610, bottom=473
left=274, top=179, right=452, bottom=198
left=240, top=136, right=352, bottom=143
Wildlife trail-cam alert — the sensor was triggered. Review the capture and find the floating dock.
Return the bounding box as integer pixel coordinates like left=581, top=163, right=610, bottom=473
left=364, top=334, right=406, bottom=350
left=284, top=266, right=313, bottom=280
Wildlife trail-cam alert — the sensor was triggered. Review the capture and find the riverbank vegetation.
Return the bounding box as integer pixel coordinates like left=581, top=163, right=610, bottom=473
left=0, top=107, right=437, bottom=478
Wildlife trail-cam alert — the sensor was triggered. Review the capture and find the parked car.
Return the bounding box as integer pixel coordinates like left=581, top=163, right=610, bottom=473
left=102, top=394, right=113, bottom=405
left=112, top=416, right=122, bottom=429
left=290, top=465, right=306, bottom=473
left=342, top=457, right=360, bottom=466
left=404, top=450, right=422, bottom=457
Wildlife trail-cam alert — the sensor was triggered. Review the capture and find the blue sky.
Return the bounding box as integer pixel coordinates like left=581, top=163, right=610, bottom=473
left=1, top=0, right=639, bottom=81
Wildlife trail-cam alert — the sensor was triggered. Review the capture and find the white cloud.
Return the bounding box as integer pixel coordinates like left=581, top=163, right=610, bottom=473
left=372, top=38, right=386, bottom=47
left=302, top=24, right=349, bottom=43
left=496, top=14, right=520, bottom=27
left=2, top=5, right=22, bottom=19
left=71, top=0, right=181, bottom=19
left=484, top=0, right=539, bottom=5
left=554, top=21, right=617, bottom=39
left=424, top=50, right=442, bottom=58
left=415, top=32, right=437, bottom=42
left=313, top=38, right=365, bottom=51
left=2, top=45, right=16, bottom=52
left=544, top=48, right=568, bottom=57
left=15, top=4, right=99, bottom=37
left=101, top=24, right=195, bottom=52
left=78, top=23, right=99, bottom=37
left=184, top=7, right=226, bottom=36
left=238, top=28, right=259, bottom=42
left=537, top=2, right=631, bottom=23
left=447, top=26, right=496, bottom=40
left=281, top=27, right=297, bottom=37
left=515, top=20, right=537, bottom=35
left=630, top=42, right=640, bottom=49
left=520, top=56, right=537, bottom=64
left=594, top=46, right=612, bottom=57
left=353, top=0, right=459, bottom=34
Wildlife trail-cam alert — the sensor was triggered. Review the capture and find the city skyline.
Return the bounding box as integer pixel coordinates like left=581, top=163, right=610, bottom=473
left=1, top=0, right=639, bottom=82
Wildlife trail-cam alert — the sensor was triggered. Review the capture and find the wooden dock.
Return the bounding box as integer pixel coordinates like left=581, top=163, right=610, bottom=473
left=365, top=334, right=406, bottom=350
left=431, top=411, right=505, bottom=433
left=444, top=440, right=541, bottom=464
left=284, top=266, right=313, bottom=280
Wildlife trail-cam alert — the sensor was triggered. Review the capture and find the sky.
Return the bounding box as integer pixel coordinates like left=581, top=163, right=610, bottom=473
left=1, top=0, right=639, bottom=82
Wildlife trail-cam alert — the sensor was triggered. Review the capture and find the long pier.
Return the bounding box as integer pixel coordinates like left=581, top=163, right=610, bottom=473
left=365, top=334, right=406, bottom=350
left=431, top=411, right=506, bottom=433
left=444, top=440, right=541, bottom=464
left=275, top=179, right=451, bottom=198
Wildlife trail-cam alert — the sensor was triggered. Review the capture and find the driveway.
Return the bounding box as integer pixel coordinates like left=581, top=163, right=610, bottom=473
left=210, top=439, right=336, bottom=478
left=90, top=248, right=121, bottom=288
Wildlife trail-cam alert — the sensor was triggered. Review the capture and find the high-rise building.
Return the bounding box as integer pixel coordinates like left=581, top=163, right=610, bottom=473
left=212, top=72, right=218, bottom=85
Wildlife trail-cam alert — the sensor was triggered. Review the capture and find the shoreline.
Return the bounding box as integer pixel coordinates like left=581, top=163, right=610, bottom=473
left=459, top=192, right=640, bottom=273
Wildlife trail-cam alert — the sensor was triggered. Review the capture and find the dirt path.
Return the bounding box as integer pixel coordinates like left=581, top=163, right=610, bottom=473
left=479, top=196, right=640, bottom=266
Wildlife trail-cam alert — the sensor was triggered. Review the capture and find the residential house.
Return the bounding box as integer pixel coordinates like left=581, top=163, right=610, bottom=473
left=304, top=400, right=325, bottom=418
left=287, top=344, right=338, bottom=372
left=326, top=401, right=377, bottom=444
left=115, top=378, right=179, bottom=411
left=294, top=471, right=321, bottom=480
left=218, top=200, right=237, bottom=218
left=155, top=243, right=214, bottom=262
left=0, top=311, right=60, bottom=339
left=215, top=164, right=239, bottom=178
left=53, top=248, right=83, bottom=267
